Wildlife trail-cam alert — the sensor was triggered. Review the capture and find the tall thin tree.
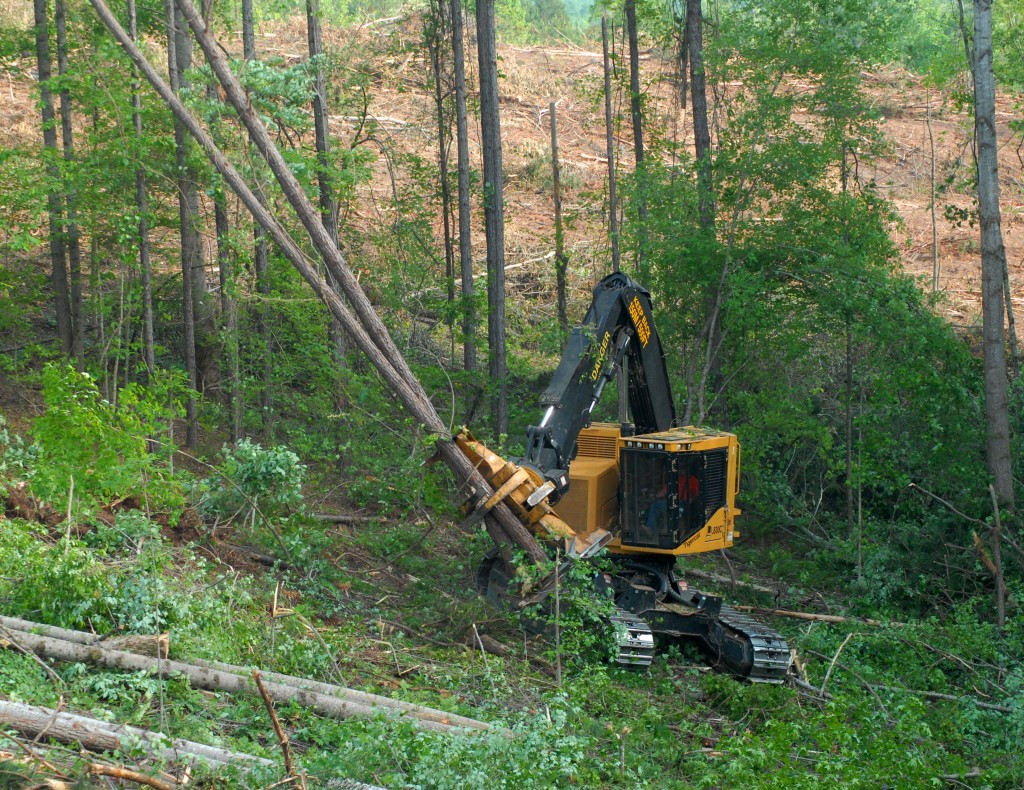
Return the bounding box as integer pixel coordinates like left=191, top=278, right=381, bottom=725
left=550, top=102, right=568, bottom=333
left=625, top=0, right=647, bottom=272
left=476, top=0, right=508, bottom=440
left=128, top=0, right=155, bottom=379
left=973, top=0, right=1015, bottom=511
left=306, top=0, right=347, bottom=368
left=33, top=0, right=73, bottom=355
left=55, top=0, right=84, bottom=368
left=450, top=0, right=475, bottom=374
left=686, top=0, right=713, bottom=231
left=242, top=0, right=274, bottom=436
left=167, top=0, right=201, bottom=447
left=602, top=14, right=620, bottom=272
left=426, top=0, right=456, bottom=356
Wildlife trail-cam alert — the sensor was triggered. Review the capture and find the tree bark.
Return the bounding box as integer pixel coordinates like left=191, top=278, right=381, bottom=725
left=0, top=614, right=492, bottom=731
left=427, top=0, right=456, bottom=359
left=687, top=0, right=713, bottom=231
left=127, top=0, right=155, bottom=379
left=54, top=0, right=84, bottom=369
left=550, top=102, right=568, bottom=333
left=33, top=0, right=73, bottom=355
left=450, top=0, right=476, bottom=375
left=1, top=627, right=489, bottom=733
left=167, top=0, right=200, bottom=447
left=89, top=0, right=547, bottom=565
left=242, top=0, right=273, bottom=437
left=973, top=0, right=1015, bottom=511
left=601, top=14, right=619, bottom=272
left=0, top=699, right=273, bottom=769
left=475, top=0, right=508, bottom=441
left=625, top=0, right=647, bottom=271
left=307, top=0, right=347, bottom=370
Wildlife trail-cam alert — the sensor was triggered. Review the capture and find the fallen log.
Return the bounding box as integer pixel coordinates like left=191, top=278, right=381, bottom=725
left=0, top=699, right=273, bottom=769
left=682, top=569, right=777, bottom=596
left=731, top=606, right=903, bottom=627
left=0, top=622, right=491, bottom=734
left=0, top=616, right=490, bottom=731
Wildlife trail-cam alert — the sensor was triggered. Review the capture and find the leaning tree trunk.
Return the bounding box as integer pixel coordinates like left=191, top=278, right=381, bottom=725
left=973, top=0, right=1015, bottom=511
left=33, top=0, right=73, bottom=355
left=476, top=0, right=508, bottom=441
left=89, top=0, right=548, bottom=566
left=55, top=0, right=84, bottom=369
left=450, top=0, right=476, bottom=375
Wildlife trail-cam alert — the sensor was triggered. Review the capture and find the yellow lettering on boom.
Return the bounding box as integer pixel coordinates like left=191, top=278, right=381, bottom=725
left=628, top=296, right=652, bottom=347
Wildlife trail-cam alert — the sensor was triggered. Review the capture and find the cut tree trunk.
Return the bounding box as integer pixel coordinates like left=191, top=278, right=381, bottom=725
left=0, top=615, right=491, bottom=731
left=0, top=626, right=491, bottom=734
left=0, top=699, right=273, bottom=769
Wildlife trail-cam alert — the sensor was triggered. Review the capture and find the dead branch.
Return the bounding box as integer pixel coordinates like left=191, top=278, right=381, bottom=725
left=253, top=672, right=297, bottom=782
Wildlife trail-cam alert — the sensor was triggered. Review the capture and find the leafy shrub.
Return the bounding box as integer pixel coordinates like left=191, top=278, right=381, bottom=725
left=198, top=439, right=306, bottom=525
left=25, top=363, right=185, bottom=511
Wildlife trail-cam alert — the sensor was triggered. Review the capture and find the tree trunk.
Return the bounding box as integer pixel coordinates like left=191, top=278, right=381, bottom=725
left=33, top=0, right=73, bottom=355
left=0, top=615, right=491, bottom=732
left=687, top=0, right=713, bottom=231
left=427, top=0, right=456, bottom=359
left=625, top=0, right=647, bottom=272
left=167, top=0, right=200, bottom=448
left=55, top=0, right=84, bottom=369
left=0, top=700, right=273, bottom=770
left=307, top=0, right=347, bottom=369
left=242, top=0, right=273, bottom=437
left=601, top=14, right=619, bottom=273
left=476, top=0, right=508, bottom=441
left=2, top=618, right=488, bottom=734
left=91, top=0, right=548, bottom=565
left=973, top=0, right=1015, bottom=511
left=127, top=0, right=155, bottom=379
left=450, top=0, right=475, bottom=375
left=550, top=102, right=568, bottom=333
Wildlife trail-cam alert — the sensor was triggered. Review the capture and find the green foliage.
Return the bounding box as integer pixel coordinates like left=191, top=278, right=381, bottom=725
left=24, top=363, right=186, bottom=511
left=517, top=553, right=622, bottom=666
left=199, top=439, right=306, bottom=522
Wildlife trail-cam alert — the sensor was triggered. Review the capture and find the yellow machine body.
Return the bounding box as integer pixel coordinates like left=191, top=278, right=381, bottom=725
left=554, top=423, right=742, bottom=557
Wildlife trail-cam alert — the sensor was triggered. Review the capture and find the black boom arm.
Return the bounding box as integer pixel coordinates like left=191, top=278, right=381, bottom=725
left=520, top=273, right=676, bottom=500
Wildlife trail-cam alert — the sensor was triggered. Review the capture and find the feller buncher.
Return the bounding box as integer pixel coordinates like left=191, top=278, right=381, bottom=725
left=456, top=273, right=791, bottom=682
